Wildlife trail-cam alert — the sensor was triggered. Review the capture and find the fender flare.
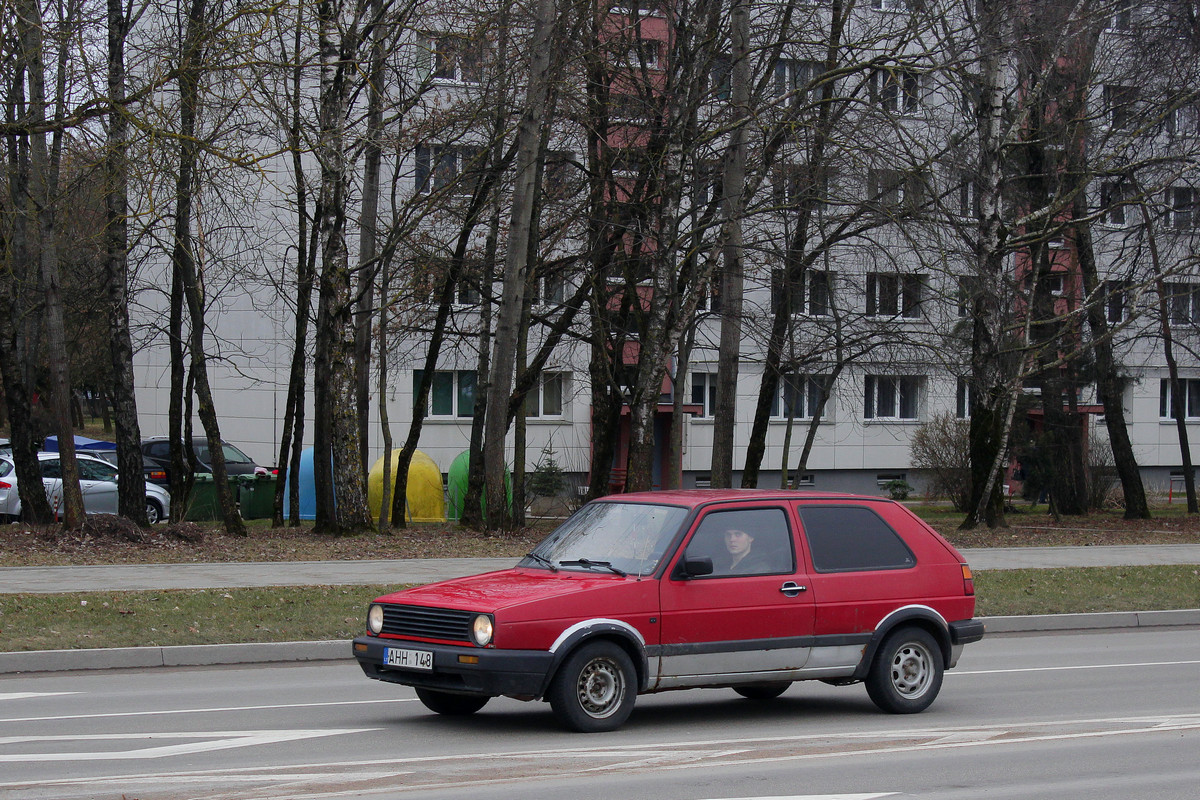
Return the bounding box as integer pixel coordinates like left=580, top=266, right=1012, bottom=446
left=852, top=605, right=953, bottom=681
left=539, top=618, right=649, bottom=697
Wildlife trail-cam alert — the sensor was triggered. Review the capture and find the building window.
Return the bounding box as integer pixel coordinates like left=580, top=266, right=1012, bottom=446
left=615, top=38, right=661, bottom=70
left=414, top=370, right=476, bottom=418
left=691, top=372, right=720, bottom=418
left=707, top=55, right=731, bottom=102
left=1100, top=181, right=1128, bottom=225
left=1106, top=1, right=1133, bottom=31
left=1160, top=378, right=1200, bottom=420
left=531, top=273, right=566, bottom=306
left=526, top=372, right=566, bottom=418
left=1170, top=100, right=1200, bottom=136
left=1103, top=279, right=1129, bottom=324
left=872, top=0, right=909, bottom=11
left=775, top=59, right=821, bottom=104
left=874, top=68, right=920, bottom=114
left=867, top=272, right=923, bottom=319
left=1103, top=84, right=1138, bottom=130
left=864, top=375, right=920, bottom=420
left=1166, top=282, right=1200, bottom=324
left=771, top=374, right=829, bottom=420
left=415, top=145, right=482, bottom=195
left=1168, top=186, right=1197, bottom=229
left=956, top=377, right=972, bottom=419
left=869, top=168, right=924, bottom=211
left=424, top=33, right=483, bottom=84
left=771, top=268, right=833, bottom=316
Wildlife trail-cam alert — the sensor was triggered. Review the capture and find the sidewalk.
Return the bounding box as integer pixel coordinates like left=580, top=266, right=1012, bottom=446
left=2, top=545, right=1197, bottom=675
left=5, top=545, right=1200, bottom=594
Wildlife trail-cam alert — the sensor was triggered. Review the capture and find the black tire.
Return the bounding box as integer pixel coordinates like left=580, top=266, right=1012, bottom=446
left=145, top=499, right=164, bottom=525
left=414, top=688, right=490, bottom=716
left=548, top=640, right=637, bottom=732
left=733, top=681, right=791, bottom=700
left=865, top=626, right=944, bottom=714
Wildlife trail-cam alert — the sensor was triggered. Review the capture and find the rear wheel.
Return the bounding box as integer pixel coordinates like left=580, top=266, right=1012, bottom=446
left=865, top=626, right=943, bottom=714
left=733, top=681, right=791, bottom=700
left=414, top=688, right=490, bottom=716
left=548, top=640, right=636, bottom=732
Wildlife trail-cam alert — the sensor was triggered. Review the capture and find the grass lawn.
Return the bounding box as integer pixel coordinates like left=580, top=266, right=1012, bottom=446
left=1, top=565, right=1197, bottom=652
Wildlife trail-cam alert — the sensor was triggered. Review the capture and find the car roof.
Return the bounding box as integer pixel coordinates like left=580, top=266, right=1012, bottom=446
left=595, top=489, right=896, bottom=508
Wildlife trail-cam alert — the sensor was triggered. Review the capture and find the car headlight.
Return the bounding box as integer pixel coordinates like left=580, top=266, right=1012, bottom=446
left=367, top=604, right=384, bottom=635
left=471, top=614, right=494, bottom=646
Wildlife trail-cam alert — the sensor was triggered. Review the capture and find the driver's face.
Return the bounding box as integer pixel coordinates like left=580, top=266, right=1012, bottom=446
left=724, top=529, right=753, bottom=555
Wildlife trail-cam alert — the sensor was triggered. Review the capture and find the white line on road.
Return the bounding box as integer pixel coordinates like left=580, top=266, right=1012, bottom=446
left=0, top=692, right=80, bottom=701
left=0, top=696, right=414, bottom=724
left=0, top=728, right=378, bottom=762
left=953, top=659, right=1200, bottom=675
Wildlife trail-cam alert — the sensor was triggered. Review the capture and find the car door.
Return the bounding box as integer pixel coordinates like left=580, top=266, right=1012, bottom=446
left=77, top=458, right=120, bottom=515
left=39, top=458, right=64, bottom=517
left=655, top=504, right=814, bottom=688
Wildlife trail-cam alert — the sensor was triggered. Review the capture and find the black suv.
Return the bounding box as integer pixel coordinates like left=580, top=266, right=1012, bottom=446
left=141, top=437, right=264, bottom=486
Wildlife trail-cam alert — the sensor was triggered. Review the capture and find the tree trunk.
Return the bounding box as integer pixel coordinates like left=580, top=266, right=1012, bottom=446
left=311, top=0, right=373, bottom=535
left=16, top=0, right=84, bottom=528
left=483, top=0, right=556, bottom=528
left=710, top=0, right=749, bottom=489
left=174, top=0, right=244, bottom=536
left=104, top=0, right=147, bottom=526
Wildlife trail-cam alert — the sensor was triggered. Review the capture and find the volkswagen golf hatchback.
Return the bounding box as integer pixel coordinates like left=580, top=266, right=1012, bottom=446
left=352, top=490, right=984, bottom=732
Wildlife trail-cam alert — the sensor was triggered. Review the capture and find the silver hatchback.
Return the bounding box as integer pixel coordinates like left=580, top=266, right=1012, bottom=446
left=0, top=452, right=171, bottom=524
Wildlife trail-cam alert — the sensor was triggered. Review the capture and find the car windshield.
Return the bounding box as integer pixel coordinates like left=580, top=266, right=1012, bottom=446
left=521, top=501, right=688, bottom=577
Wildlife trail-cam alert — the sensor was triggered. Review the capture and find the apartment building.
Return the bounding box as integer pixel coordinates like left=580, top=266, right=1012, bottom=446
left=130, top=0, right=1200, bottom=499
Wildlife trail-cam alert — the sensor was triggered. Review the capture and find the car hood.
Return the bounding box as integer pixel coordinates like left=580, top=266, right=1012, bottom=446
left=374, top=568, right=630, bottom=612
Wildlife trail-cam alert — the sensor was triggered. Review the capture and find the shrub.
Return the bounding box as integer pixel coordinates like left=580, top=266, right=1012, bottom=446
left=910, top=412, right=972, bottom=510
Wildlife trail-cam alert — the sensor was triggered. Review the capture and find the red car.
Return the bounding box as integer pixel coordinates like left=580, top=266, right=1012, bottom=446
left=352, top=490, right=984, bottom=732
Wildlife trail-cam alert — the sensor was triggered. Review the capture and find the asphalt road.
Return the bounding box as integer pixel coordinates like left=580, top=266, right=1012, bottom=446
left=1, top=627, right=1197, bottom=800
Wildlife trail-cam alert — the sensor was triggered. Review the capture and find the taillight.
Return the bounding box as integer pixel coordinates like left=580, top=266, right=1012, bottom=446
left=961, top=563, right=975, bottom=596
left=147, top=470, right=167, bottom=482
left=0, top=480, right=10, bottom=489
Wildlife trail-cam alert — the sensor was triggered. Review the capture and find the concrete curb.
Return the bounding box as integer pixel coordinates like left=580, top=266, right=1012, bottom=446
left=2, top=610, right=1197, bottom=675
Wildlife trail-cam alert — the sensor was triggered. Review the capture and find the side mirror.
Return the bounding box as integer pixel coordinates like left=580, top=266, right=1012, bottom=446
left=681, top=556, right=713, bottom=578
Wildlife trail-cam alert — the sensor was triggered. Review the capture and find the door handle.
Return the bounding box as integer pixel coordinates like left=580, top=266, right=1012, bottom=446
left=780, top=581, right=807, bottom=597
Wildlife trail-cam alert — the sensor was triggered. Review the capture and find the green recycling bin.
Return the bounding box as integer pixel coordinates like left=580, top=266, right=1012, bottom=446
left=183, top=473, right=220, bottom=521
left=238, top=473, right=277, bottom=520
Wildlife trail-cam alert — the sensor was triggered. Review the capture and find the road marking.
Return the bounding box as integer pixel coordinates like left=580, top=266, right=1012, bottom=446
left=0, top=696, right=413, bottom=723
left=954, top=659, right=1200, bottom=675
left=0, top=692, right=80, bottom=702
left=3, top=715, right=1197, bottom=796
left=0, top=728, right=376, bottom=762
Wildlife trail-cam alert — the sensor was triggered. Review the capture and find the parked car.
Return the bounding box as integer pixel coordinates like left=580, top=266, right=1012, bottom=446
left=0, top=452, right=171, bottom=524
left=352, top=490, right=985, bottom=732
left=141, top=437, right=267, bottom=485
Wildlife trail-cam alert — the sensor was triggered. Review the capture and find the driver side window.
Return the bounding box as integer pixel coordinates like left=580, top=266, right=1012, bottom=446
left=684, top=507, right=795, bottom=577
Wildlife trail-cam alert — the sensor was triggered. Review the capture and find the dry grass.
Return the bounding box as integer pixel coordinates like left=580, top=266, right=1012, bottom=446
left=1, top=503, right=1199, bottom=569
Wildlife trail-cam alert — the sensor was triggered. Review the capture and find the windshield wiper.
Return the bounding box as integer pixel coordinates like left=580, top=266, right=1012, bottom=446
left=524, top=552, right=558, bottom=571
left=558, top=559, right=627, bottom=577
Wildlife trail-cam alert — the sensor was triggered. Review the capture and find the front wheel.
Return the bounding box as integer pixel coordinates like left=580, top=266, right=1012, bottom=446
left=865, top=626, right=944, bottom=714
left=145, top=499, right=164, bottom=525
left=414, top=688, right=490, bottom=716
left=548, top=640, right=636, bottom=732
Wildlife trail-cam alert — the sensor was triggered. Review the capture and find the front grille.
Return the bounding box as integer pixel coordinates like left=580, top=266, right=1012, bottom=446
left=381, top=604, right=473, bottom=642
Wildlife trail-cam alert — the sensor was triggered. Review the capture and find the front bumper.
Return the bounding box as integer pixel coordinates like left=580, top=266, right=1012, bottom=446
left=352, top=636, right=555, bottom=698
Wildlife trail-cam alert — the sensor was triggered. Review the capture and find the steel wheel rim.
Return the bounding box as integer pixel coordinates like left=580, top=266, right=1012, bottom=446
left=576, top=656, right=625, bottom=719
left=890, top=641, right=933, bottom=699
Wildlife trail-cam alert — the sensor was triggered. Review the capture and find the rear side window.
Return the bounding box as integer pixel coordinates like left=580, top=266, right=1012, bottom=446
left=798, top=505, right=915, bottom=572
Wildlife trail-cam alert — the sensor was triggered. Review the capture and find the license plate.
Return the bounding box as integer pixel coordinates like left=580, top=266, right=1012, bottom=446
left=384, top=647, right=433, bottom=671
